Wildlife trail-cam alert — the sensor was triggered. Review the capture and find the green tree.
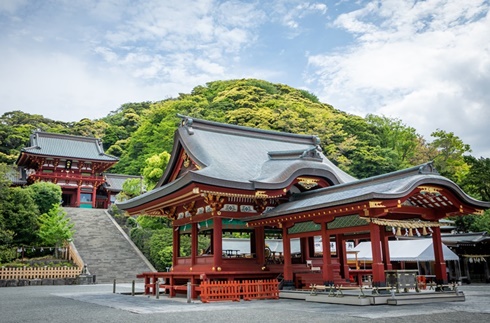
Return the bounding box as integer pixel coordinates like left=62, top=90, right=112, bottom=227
left=430, top=129, right=471, bottom=183
left=0, top=187, right=40, bottom=245
left=26, top=181, right=62, bottom=215
left=37, top=204, right=74, bottom=257
left=470, top=210, right=490, bottom=233
left=142, top=151, right=170, bottom=190
left=117, top=178, right=145, bottom=201
left=0, top=164, right=16, bottom=262
left=461, top=156, right=490, bottom=202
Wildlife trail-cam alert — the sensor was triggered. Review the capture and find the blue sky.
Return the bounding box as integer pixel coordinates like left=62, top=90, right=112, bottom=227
left=1, top=0, right=489, bottom=158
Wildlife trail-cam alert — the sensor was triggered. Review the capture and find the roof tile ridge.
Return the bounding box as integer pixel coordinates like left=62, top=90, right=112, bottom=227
left=177, top=114, right=320, bottom=145
left=34, top=130, right=100, bottom=142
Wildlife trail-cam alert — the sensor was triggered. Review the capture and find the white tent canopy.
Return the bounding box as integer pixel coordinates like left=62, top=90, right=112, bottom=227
left=348, top=239, right=459, bottom=262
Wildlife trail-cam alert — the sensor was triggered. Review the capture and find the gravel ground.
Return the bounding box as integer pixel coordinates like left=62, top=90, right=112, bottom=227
left=1, top=283, right=489, bottom=323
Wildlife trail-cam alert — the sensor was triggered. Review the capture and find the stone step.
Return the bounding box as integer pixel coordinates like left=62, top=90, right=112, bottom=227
left=64, top=207, right=155, bottom=283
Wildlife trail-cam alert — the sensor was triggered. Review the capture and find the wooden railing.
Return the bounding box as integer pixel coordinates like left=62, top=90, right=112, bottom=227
left=0, top=242, right=83, bottom=280
left=65, top=242, right=84, bottom=270
left=0, top=266, right=82, bottom=280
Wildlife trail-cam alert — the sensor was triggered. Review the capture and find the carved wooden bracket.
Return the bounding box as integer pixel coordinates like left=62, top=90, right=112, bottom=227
left=203, top=193, right=225, bottom=215
left=183, top=201, right=197, bottom=217
left=253, top=198, right=268, bottom=214
left=164, top=206, right=177, bottom=220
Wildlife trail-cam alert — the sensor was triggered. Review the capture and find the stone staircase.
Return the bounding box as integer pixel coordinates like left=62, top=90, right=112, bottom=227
left=64, top=207, right=155, bottom=283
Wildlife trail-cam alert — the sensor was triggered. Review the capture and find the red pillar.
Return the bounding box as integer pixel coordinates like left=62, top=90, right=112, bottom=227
left=432, top=226, right=448, bottom=285
left=381, top=228, right=392, bottom=270
left=336, top=234, right=349, bottom=281
left=76, top=185, right=81, bottom=207
left=321, top=223, right=334, bottom=284
left=172, top=226, right=180, bottom=268
left=369, top=222, right=386, bottom=286
left=282, top=225, right=294, bottom=289
left=191, top=222, right=198, bottom=267
left=255, top=226, right=265, bottom=265
left=213, top=216, right=223, bottom=270
left=91, top=187, right=96, bottom=208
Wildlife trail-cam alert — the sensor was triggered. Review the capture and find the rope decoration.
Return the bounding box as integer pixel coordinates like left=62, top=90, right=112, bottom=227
left=362, top=217, right=442, bottom=236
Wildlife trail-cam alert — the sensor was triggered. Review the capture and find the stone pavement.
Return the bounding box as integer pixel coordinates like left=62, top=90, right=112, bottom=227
left=1, top=283, right=489, bottom=323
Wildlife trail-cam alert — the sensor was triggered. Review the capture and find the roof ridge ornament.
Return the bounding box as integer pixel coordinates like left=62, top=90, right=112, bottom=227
left=180, top=116, right=194, bottom=135
left=418, top=162, right=439, bottom=174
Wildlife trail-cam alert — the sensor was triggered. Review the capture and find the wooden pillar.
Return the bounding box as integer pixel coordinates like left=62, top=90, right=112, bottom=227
left=172, top=226, right=180, bottom=266
left=381, top=228, right=392, bottom=270
left=282, top=225, right=294, bottom=289
left=335, top=234, right=349, bottom=281
left=307, top=236, right=315, bottom=258
left=191, top=222, right=198, bottom=267
left=254, top=226, right=265, bottom=264
left=213, top=216, right=223, bottom=270
left=432, top=226, right=448, bottom=284
left=321, top=223, right=334, bottom=284
left=369, top=222, right=386, bottom=286
left=300, top=237, right=308, bottom=263
left=91, top=186, right=97, bottom=208
left=76, top=185, right=81, bottom=207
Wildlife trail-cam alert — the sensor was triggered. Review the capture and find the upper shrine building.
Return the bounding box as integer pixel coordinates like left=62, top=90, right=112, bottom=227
left=15, top=131, right=128, bottom=208
left=117, top=116, right=490, bottom=296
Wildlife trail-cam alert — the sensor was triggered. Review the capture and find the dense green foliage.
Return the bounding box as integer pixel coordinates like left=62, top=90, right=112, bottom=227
left=0, top=164, right=69, bottom=262
left=26, top=182, right=63, bottom=215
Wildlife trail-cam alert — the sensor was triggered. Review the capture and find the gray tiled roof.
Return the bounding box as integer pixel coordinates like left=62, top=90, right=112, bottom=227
left=20, top=131, right=118, bottom=161
left=118, top=116, right=357, bottom=210
left=257, top=163, right=490, bottom=219
left=161, top=115, right=356, bottom=188
left=104, top=173, right=142, bottom=192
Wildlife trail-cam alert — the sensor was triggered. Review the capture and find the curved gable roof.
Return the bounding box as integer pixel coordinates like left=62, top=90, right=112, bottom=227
left=158, top=115, right=356, bottom=190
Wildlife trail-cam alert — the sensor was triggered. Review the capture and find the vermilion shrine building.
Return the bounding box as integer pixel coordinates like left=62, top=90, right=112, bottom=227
left=117, top=116, right=489, bottom=296
left=15, top=131, right=123, bottom=208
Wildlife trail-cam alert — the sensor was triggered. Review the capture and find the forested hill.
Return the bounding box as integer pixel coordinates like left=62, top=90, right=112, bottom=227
left=0, top=79, right=485, bottom=197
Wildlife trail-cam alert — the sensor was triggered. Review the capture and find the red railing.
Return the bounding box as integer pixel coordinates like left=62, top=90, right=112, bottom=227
left=200, top=279, right=279, bottom=303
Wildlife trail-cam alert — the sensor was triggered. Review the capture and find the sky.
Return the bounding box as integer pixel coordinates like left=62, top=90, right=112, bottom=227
left=0, top=0, right=489, bottom=158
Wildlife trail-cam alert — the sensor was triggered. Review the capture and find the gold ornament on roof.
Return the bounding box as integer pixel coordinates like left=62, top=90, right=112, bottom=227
left=369, top=201, right=386, bottom=208
left=255, top=191, right=268, bottom=199
left=418, top=186, right=442, bottom=195
left=182, top=151, right=191, bottom=168
left=297, top=177, right=319, bottom=190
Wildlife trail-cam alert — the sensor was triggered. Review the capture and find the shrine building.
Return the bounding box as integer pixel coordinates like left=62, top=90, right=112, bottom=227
left=116, top=116, right=490, bottom=297
left=15, top=131, right=121, bottom=208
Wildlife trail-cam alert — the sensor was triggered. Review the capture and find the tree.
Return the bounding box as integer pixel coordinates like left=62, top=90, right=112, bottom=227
left=0, top=187, right=40, bottom=245
left=0, top=163, right=15, bottom=262
left=142, top=151, right=170, bottom=190
left=26, top=181, right=62, bottom=215
left=430, top=129, right=471, bottom=183
left=37, top=204, right=74, bottom=257
left=461, top=156, right=490, bottom=202
left=116, top=178, right=145, bottom=201
left=365, top=114, right=420, bottom=169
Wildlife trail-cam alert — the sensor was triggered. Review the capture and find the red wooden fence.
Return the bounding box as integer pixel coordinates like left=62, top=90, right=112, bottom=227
left=200, top=279, right=279, bottom=303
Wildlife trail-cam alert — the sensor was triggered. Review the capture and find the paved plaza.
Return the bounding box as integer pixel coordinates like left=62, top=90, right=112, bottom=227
left=1, top=283, right=489, bottom=322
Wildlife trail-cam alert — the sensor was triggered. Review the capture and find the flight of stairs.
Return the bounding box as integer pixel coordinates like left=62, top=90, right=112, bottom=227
left=64, top=207, right=155, bottom=283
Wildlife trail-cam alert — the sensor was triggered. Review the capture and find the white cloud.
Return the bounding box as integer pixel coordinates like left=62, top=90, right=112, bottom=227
left=307, top=0, right=490, bottom=157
